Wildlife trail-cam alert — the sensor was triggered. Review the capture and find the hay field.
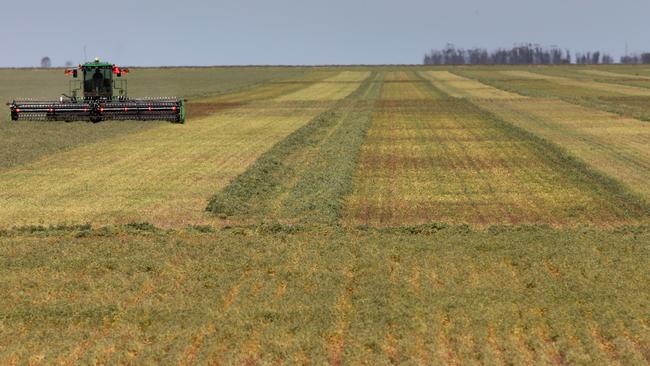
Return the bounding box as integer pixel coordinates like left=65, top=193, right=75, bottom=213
left=1, top=66, right=649, bottom=364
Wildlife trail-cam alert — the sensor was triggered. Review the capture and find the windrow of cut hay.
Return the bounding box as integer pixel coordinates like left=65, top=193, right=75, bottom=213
left=344, top=79, right=648, bottom=227
left=206, top=73, right=381, bottom=224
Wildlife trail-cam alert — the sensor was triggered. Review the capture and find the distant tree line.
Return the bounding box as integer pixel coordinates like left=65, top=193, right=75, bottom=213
left=574, top=52, right=614, bottom=65
left=422, top=44, right=625, bottom=65
left=620, top=53, right=650, bottom=64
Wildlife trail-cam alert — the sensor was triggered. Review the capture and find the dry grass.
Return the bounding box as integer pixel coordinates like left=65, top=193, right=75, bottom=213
left=419, top=71, right=525, bottom=99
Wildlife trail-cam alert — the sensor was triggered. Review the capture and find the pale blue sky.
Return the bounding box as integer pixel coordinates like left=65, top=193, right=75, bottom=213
left=2, top=0, right=648, bottom=66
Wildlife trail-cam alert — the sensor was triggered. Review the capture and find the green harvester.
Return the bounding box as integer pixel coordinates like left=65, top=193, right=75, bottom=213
left=9, top=58, right=185, bottom=123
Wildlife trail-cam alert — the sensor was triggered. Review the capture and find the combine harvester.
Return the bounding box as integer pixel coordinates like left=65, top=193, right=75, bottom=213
left=8, top=58, right=185, bottom=123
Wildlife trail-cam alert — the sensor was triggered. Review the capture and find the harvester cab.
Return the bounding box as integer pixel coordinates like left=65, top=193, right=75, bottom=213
left=8, top=58, right=185, bottom=123
left=81, top=61, right=118, bottom=99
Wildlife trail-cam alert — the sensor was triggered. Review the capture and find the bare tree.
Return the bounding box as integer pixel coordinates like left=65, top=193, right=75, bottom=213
left=602, top=54, right=614, bottom=64
left=591, top=52, right=601, bottom=64
left=65, top=60, right=74, bottom=67
left=621, top=55, right=640, bottom=64
left=40, top=57, right=52, bottom=68
left=641, top=53, right=650, bottom=64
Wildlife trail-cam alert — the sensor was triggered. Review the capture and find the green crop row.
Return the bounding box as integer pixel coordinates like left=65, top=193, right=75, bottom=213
left=206, top=73, right=382, bottom=225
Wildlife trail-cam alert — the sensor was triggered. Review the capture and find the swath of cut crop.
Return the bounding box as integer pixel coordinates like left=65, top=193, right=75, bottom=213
left=529, top=67, right=650, bottom=92
left=501, top=70, right=650, bottom=96
left=206, top=73, right=380, bottom=224
left=456, top=68, right=615, bottom=99
left=380, top=72, right=434, bottom=100
left=344, top=94, right=647, bottom=227
left=383, top=71, right=424, bottom=82
left=277, top=74, right=383, bottom=224
left=457, top=67, right=650, bottom=129
left=474, top=98, right=650, bottom=199
left=201, top=71, right=340, bottom=104
left=275, top=71, right=371, bottom=101
left=419, top=71, right=525, bottom=99
left=579, top=69, right=650, bottom=80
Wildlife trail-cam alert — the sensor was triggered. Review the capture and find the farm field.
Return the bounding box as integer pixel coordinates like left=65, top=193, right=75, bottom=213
left=0, top=65, right=649, bottom=363
left=1, top=227, right=648, bottom=364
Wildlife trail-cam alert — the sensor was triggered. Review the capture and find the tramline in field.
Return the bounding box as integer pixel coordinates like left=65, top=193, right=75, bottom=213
left=7, top=58, right=185, bottom=123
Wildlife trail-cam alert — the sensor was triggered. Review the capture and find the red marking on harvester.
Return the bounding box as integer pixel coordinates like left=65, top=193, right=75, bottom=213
left=172, top=106, right=177, bottom=112
left=148, top=106, right=152, bottom=112
left=15, top=108, right=20, bottom=113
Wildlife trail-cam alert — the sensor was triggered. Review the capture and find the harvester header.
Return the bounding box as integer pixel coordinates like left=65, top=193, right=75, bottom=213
left=8, top=58, right=185, bottom=123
